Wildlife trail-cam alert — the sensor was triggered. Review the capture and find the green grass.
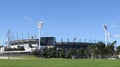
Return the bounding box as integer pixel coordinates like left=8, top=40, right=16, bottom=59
left=13, top=55, right=38, bottom=59
left=0, top=58, right=120, bottom=67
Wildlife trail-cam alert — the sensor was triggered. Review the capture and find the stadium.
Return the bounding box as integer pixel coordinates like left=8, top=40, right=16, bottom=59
left=9, top=37, right=96, bottom=50
left=0, top=36, right=96, bottom=56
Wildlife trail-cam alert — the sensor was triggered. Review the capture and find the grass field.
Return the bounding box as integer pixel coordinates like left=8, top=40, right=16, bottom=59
left=0, top=58, right=120, bottom=67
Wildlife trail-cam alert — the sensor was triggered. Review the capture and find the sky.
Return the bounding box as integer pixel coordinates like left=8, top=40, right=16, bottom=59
left=0, top=0, right=120, bottom=46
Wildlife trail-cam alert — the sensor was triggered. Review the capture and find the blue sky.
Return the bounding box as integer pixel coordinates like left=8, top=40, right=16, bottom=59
left=0, top=0, right=120, bottom=46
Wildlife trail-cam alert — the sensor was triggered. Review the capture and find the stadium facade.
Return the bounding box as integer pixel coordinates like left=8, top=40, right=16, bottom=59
left=9, top=37, right=56, bottom=51
left=0, top=37, right=96, bottom=55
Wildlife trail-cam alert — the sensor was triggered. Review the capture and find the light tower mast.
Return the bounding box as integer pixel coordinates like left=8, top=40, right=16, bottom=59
left=103, top=24, right=108, bottom=46
left=38, top=21, right=43, bottom=50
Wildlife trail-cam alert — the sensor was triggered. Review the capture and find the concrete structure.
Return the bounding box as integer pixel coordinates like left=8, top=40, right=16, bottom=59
left=0, top=46, right=4, bottom=52
left=9, top=37, right=56, bottom=52
left=38, top=21, right=43, bottom=50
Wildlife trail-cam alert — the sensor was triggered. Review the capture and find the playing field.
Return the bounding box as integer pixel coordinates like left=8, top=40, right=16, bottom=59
left=0, top=58, right=120, bottom=67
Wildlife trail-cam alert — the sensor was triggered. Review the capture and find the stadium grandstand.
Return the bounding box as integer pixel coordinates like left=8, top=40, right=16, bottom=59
left=9, top=37, right=56, bottom=51
left=0, top=36, right=96, bottom=56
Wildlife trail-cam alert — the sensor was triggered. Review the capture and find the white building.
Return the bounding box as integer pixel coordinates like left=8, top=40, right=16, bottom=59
left=9, top=37, right=56, bottom=52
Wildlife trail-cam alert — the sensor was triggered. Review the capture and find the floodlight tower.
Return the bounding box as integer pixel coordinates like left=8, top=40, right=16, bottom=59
left=7, top=29, right=11, bottom=48
left=107, top=32, right=111, bottom=43
left=73, top=37, right=77, bottom=42
left=38, top=21, right=43, bottom=50
left=103, top=24, right=108, bottom=46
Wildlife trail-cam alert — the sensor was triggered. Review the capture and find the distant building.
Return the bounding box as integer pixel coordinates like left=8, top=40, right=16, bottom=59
left=10, top=39, right=38, bottom=51
left=40, top=37, right=56, bottom=46
left=0, top=45, right=4, bottom=52
left=55, top=42, right=95, bottom=49
left=6, top=37, right=96, bottom=51
left=9, top=37, right=56, bottom=51
left=0, top=36, right=99, bottom=57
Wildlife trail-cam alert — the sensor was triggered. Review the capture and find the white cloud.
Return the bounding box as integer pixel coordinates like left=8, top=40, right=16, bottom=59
left=110, top=21, right=117, bottom=28
left=114, top=34, right=120, bottom=38
left=24, top=16, right=32, bottom=22
left=111, top=24, right=116, bottom=28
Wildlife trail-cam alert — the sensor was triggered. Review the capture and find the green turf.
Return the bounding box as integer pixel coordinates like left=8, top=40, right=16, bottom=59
left=14, top=55, right=37, bottom=59
left=0, top=58, right=120, bottom=67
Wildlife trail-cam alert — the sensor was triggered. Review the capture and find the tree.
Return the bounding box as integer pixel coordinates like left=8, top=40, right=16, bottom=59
left=67, top=48, right=76, bottom=59
left=49, top=47, right=56, bottom=58
left=96, top=42, right=105, bottom=58
left=116, top=46, right=120, bottom=54
left=57, top=47, right=65, bottom=58
left=77, top=48, right=85, bottom=58
left=103, top=46, right=110, bottom=58
left=41, top=47, right=49, bottom=58
left=84, top=48, right=91, bottom=58
left=88, top=45, right=98, bottom=59
left=106, top=41, right=117, bottom=57
left=33, top=49, right=41, bottom=57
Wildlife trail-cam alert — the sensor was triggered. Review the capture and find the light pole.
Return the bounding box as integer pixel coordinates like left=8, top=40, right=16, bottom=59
left=107, top=32, right=111, bottom=43
left=38, top=21, right=43, bottom=50
left=103, top=24, right=108, bottom=46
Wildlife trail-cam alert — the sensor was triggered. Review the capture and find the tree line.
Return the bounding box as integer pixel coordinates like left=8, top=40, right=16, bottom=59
left=33, top=41, right=120, bottom=59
